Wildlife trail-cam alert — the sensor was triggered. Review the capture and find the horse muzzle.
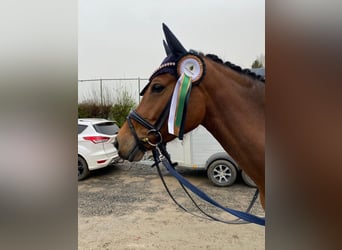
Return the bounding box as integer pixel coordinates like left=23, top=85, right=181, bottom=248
left=114, top=124, right=163, bottom=162
left=114, top=135, right=145, bottom=162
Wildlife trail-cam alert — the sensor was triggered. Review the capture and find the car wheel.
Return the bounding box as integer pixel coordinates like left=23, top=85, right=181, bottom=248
left=78, top=156, right=89, bottom=181
left=241, top=170, right=257, bottom=187
left=207, top=160, right=237, bottom=187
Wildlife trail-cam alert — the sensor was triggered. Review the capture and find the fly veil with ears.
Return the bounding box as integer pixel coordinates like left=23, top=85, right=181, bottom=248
left=139, top=23, right=206, bottom=140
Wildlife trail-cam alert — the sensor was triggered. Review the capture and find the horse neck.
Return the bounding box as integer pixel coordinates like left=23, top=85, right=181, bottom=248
left=201, top=60, right=265, bottom=184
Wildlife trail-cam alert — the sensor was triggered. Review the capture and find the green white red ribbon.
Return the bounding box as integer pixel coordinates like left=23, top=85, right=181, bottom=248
left=168, top=73, right=192, bottom=137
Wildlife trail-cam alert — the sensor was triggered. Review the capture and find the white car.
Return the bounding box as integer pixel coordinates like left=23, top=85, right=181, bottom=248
left=78, top=118, right=120, bottom=180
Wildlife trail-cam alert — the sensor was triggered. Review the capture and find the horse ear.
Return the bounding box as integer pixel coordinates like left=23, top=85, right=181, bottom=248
left=162, top=23, right=187, bottom=57
left=163, top=40, right=172, bottom=56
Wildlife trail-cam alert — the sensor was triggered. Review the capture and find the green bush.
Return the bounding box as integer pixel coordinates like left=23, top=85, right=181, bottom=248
left=78, top=102, right=112, bottom=119
left=108, top=90, right=136, bottom=127
left=78, top=90, right=136, bottom=127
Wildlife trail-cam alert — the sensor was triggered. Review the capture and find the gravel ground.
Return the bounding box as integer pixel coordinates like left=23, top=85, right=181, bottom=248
left=78, top=161, right=265, bottom=250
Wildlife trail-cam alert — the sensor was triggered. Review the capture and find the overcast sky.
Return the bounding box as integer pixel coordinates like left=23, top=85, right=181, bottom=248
left=79, top=0, right=264, bottom=80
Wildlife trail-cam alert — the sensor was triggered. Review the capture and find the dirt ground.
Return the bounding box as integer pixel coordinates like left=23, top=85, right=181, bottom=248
left=78, top=162, right=265, bottom=250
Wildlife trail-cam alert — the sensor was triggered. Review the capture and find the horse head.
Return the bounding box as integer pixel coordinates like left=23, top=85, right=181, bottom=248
left=115, top=24, right=207, bottom=161
left=115, top=23, right=265, bottom=207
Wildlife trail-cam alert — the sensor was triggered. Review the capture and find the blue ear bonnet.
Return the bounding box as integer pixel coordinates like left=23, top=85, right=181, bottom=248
left=140, top=23, right=189, bottom=96
left=139, top=55, right=178, bottom=96
left=151, top=54, right=178, bottom=80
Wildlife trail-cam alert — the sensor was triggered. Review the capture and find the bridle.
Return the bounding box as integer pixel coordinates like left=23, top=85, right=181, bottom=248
left=123, top=56, right=265, bottom=226
left=125, top=97, right=172, bottom=160
left=126, top=101, right=265, bottom=225
left=126, top=52, right=205, bottom=158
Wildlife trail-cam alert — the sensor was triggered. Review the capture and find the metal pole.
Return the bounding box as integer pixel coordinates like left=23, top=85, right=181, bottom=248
left=100, top=79, right=103, bottom=105
left=138, top=77, right=141, bottom=103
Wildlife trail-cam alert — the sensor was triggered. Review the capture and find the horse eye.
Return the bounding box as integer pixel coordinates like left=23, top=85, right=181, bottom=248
left=151, top=84, right=165, bottom=93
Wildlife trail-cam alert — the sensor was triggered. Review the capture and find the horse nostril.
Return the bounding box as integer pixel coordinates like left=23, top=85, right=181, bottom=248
left=114, top=138, right=119, bottom=149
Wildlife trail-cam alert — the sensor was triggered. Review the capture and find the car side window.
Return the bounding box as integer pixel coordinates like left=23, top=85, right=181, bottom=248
left=78, top=124, right=87, bottom=134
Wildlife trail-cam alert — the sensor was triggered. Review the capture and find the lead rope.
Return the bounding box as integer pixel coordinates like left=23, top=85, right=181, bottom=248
left=152, top=144, right=265, bottom=225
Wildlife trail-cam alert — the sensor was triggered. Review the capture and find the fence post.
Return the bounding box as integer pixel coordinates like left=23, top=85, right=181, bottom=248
left=100, top=78, right=103, bottom=105
left=138, top=77, right=141, bottom=103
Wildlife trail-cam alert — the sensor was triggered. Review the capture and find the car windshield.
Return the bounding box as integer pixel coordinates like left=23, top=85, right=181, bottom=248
left=93, top=122, right=119, bottom=135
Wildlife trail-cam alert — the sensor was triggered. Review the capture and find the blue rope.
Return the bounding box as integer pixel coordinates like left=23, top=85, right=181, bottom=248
left=156, top=147, right=265, bottom=226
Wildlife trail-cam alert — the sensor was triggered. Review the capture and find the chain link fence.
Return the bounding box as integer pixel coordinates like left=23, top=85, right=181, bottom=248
left=78, top=78, right=149, bottom=105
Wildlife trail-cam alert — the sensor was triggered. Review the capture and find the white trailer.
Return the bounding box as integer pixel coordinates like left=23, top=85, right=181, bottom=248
left=166, top=125, right=256, bottom=187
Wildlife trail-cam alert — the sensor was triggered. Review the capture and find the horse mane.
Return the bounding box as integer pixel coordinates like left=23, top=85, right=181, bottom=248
left=193, top=51, right=265, bottom=83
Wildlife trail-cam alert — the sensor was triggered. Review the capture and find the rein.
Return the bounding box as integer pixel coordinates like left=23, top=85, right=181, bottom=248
left=126, top=107, right=265, bottom=226
left=151, top=143, right=265, bottom=226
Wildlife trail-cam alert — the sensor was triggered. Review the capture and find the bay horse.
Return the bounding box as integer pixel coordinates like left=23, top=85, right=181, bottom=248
left=114, top=24, right=265, bottom=208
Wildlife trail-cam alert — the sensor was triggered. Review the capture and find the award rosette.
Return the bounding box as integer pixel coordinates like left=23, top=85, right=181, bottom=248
left=168, top=54, right=204, bottom=138
left=177, top=54, right=204, bottom=83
